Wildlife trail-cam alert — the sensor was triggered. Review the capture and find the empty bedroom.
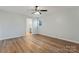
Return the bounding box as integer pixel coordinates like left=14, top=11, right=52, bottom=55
left=0, top=6, right=79, bottom=53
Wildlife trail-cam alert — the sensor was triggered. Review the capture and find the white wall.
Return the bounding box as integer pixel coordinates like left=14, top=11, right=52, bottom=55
left=0, top=10, right=26, bottom=40
left=39, top=7, right=79, bottom=43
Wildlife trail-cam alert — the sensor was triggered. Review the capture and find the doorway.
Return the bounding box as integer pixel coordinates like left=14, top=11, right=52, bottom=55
left=26, top=18, right=32, bottom=35
left=26, top=17, right=42, bottom=35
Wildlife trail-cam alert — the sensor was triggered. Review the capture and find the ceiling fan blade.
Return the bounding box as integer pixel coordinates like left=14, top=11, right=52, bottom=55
left=40, top=10, right=47, bottom=12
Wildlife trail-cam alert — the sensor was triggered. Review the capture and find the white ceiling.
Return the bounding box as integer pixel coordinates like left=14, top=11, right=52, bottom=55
left=0, top=6, right=79, bottom=17
left=0, top=6, right=48, bottom=17
left=0, top=6, right=33, bottom=16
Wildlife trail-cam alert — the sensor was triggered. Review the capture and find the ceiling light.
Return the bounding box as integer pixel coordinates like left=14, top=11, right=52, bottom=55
left=33, top=12, right=41, bottom=15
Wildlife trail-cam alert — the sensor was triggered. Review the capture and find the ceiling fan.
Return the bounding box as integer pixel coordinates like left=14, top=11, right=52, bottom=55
left=32, top=6, right=47, bottom=15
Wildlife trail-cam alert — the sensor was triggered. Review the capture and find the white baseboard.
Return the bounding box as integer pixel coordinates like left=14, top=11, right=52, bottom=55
left=0, top=35, right=24, bottom=40
left=39, top=33, right=79, bottom=44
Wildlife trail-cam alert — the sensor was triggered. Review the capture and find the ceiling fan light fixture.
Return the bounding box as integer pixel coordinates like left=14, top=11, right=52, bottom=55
left=33, top=11, right=41, bottom=15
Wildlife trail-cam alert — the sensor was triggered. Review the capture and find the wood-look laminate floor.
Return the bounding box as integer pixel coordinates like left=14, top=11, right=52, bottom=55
left=0, top=33, right=79, bottom=53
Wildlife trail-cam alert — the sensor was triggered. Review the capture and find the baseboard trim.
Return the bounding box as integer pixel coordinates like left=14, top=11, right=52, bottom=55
left=38, top=34, right=79, bottom=44
left=0, top=35, right=24, bottom=40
